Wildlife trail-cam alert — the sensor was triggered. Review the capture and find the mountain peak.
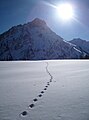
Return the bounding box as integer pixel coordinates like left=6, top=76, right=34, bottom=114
left=0, top=18, right=86, bottom=60
left=29, top=18, right=46, bottom=27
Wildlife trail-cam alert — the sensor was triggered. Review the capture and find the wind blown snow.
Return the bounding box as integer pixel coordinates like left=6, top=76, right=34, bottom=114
left=0, top=60, right=89, bottom=120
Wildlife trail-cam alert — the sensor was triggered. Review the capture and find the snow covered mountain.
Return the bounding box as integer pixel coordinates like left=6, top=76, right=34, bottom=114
left=0, top=18, right=84, bottom=60
left=70, top=38, right=89, bottom=55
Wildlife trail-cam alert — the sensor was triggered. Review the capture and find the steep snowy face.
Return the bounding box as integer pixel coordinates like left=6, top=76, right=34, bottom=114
left=70, top=38, right=89, bottom=54
left=0, top=18, right=83, bottom=60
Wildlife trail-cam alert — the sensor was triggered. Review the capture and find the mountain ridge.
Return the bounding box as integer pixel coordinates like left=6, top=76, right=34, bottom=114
left=0, top=18, right=86, bottom=60
left=69, top=38, right=89, bottom=58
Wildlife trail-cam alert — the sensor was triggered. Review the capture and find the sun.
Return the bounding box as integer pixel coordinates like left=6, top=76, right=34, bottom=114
left=57, top=3, right=74, bottom=21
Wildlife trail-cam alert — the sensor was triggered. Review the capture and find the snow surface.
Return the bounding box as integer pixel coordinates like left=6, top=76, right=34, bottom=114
left=0, top=60, right=89, bottom=120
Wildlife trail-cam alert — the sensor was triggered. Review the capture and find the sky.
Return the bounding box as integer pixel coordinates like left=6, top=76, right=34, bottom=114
left=0, top=0, right=89, bottom=41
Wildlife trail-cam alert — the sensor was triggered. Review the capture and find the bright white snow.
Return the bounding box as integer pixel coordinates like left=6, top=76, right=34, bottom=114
left=0, top=60, right=89, bottom=120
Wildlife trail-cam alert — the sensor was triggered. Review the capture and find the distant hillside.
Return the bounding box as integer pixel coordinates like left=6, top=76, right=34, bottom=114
left=70, top=38, right=89, bottom=59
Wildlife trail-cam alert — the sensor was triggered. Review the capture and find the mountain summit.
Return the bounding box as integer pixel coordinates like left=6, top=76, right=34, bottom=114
left=30, top=18, right=46, bottom=26
left=0, top=18, right=84, bottom=60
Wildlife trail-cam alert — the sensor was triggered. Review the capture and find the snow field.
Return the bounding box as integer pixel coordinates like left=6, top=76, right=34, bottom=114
left=0, top=60, right=89, bottom=120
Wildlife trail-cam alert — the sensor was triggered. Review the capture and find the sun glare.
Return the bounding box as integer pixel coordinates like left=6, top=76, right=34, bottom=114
left=57, top=3, right=74, bottom=21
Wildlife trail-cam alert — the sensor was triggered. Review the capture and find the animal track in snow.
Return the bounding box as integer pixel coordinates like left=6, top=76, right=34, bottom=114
left=29, top=104, right=35, bottom=108
left=47, top=83, right=50, bottom=85
left=44, top=88, right=47, bottom=90
left=33, top=98, right=38, bottom=102
left=20, top=62, right=53, bottom=118
left=41, top=91, right=44, bottom=94
left=21, top=111, right=28, bottom=116
left=38, top=94, right=42, bottom=97
left=50, top=79, right=52, bottom=82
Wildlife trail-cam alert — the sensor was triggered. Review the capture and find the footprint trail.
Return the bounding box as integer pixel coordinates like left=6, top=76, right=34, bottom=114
left=20, top=62, right=53, bottom=117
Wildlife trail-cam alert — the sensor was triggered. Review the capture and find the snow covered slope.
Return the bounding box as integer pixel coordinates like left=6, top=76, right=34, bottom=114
left=70, top=38, right=89, bottom=54
left=0, top=60, right=89, bottom=120
left=0, top=18, right=83, bottom=60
